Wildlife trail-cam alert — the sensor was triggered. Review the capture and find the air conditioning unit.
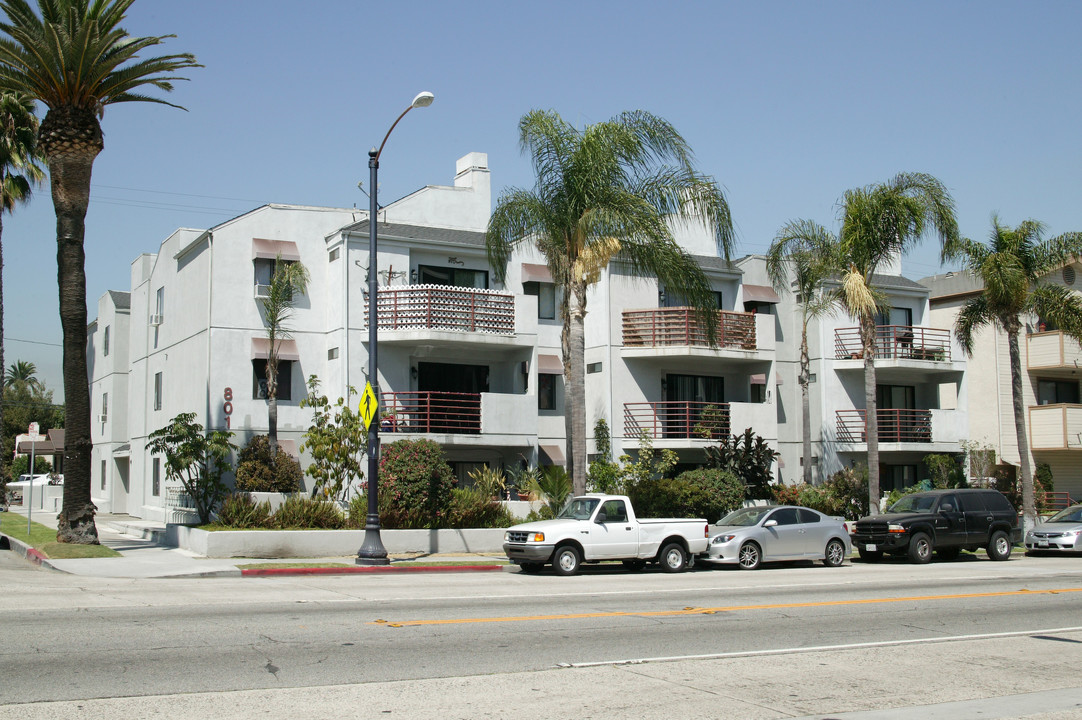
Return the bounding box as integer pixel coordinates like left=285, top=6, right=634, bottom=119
left=98, top=414, right=108, bottom=423
left=254, top=284, right=272, bottom=299
left=149, top=314, right=164, bottom=326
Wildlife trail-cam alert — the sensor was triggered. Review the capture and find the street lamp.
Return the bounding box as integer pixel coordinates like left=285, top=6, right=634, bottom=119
left=356, top=91, right=434, bottom=566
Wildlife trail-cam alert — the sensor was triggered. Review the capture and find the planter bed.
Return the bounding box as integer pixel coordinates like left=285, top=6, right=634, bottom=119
left=166, top=525, right=508, bottom=558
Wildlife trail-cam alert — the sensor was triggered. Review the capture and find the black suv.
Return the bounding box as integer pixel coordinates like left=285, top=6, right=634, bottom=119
left=851, top=489, right=1021, bottom=564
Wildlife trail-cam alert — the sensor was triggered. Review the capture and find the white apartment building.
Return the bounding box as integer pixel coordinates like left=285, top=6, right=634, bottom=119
left=741, top=254, right=969, bottom=489
left=923, top=263, right=1082, bottom=499
left=89, top=151, right=967, bottom=520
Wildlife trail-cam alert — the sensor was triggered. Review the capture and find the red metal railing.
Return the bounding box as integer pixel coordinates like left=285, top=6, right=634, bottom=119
left=834, top=325, right=951, bottom=361
left=624, top=401, right=731, bottom=440
left=836, top=409, right=933, bottom=443
left=1045, top=492, right=1073, bottom=511
left=366, top=285, right=515, bottom=334
left=622, top=308, right=756, bottom=349
left=379, top=391, right=481, bottom=434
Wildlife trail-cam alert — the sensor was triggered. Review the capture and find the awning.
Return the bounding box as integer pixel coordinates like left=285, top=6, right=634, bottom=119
left=251, top=337, right=300, bottom=361
left=537, top=354, right=563, bottom=374
left=750, top=373, right=783, bottom=385
left=742, top=284, right=781, bottom=303
left=112, top=443, right=131, bottom=458
left=539, top=444, right=565, bottom=466
left=252, top=238, right=301, bottom=262
left=521, top=263, right=553, bottom=283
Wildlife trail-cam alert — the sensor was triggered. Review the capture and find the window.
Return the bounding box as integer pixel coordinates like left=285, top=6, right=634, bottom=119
left=599, top=499, right=628, bottom=523
left=661, top=288, right=722, bottom=308
left=254, top=258, right=295, bottom=299
left=417, top=264, right=488, bottom=289
left=523, top=281, right=556, bottom=320
left=538, top=373, right=558, bottom=411
left=154, top=372, right=162, bottom=411
left=1037, top=379, right=1080, bottom=405
left=100, top=460, right=106, bottom=491
left=253, top=359, right=293, bottom=400
left=799, top=509, right=821, bottom=523
left=328, top=347, right=339, bottom=360
left=586, top=362, right=602, bottom=374
left=329, top=247, right=340, bottom=262
left=769, top=507, right=801, bottom=526
left=751, top=383, right=766, bottom=404
left=102, top=392, right=108, bottom=421
left=874, top=306, right=912, bottom=327
left=152, top=457, right=160, bottom=497
left=103, top=326, right=110, bottom=356
left=743, top=301, right=773, bottom=315
left=154, top=287, right=164, bottom=349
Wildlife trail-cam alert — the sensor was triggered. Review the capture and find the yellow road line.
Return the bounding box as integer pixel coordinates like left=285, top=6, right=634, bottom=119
left=370, top=586, right=1082, bottom=628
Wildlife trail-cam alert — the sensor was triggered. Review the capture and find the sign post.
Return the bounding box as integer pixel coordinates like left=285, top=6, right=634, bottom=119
left=24, top=422, right=45, bottom=535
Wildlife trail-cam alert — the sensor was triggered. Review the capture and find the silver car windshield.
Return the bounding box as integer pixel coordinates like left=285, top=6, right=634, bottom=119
left=1046, top=506, right=1082, bottom=523
left=718, top=507, right=772, bottom=526
left=557, top=497, right=600, bottom=520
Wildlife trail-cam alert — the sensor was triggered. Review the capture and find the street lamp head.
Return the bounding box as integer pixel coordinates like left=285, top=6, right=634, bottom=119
left=411, top=91, right=435, bottom=109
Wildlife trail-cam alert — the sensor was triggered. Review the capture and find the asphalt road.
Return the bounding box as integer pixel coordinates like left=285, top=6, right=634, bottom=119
left=4, top=551, right=1082, bottom=718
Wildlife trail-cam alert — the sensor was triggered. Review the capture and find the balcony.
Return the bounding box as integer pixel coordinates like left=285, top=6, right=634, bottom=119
left=1027, top=331, right=1082, bottom=379
left=1028, top=404, right=1082, bottom=451
left=380, top=391, right=535, bottom=447
left=624, top=401, right=731, bottom=441
left=624, top=308, right=756, bottom=349
left=366, top=284, right=532, bottom=352
left=836, top=409, right=932, bottom=443
left=834, top=325, right=962, bottom=383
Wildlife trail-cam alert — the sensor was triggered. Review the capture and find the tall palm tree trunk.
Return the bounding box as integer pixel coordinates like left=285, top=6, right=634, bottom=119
left=50, top=150, right=98, bottom=544
left=566, top=281, right=588, bottom=495
left=1005, top=318, right=1035, bottom=528
left=862, top=317, right=880, bottom=513
left=0, top=197, right=5, bottom=479
left=266, top=357, right=278, bottom=456
left=799, top=328, right=812, bottom=485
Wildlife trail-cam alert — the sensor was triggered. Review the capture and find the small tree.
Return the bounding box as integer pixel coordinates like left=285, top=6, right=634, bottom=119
left=379, top=438, right=456, bottom=528
left=299, top=376, right=364, bottom=502
left=705, top=428, right=779, bottom=499
left=259, top=253, right=309, bottom=454
left=147, top=412, right=236, bottom=525
left=587, top=418, right=621, bottom=494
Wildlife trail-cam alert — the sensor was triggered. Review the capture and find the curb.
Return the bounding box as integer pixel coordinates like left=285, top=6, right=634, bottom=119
left=241, top=564, right=509, bottom=577
left=0, top=531, right=66, bottom=574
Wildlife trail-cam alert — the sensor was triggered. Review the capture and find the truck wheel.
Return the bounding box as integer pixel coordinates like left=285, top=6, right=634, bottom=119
left=622, top=559, right=647, bottom=572
left=659, top=543, right=687, bottom=573
left=823, top=539, right=846, bottom=567
left=907, top=532, right=933, bottom=564
left=552, top=545, right=582, bottom=576
left=857, top=548, right=882, bottom=563
left=738, top=541, right=761, bottom=570
left=987, top=531, right=1012, bottom=561
left=519, top=563, right=543, bottom=574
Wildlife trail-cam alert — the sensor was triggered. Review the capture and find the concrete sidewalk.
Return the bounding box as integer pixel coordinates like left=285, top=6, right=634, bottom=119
left=0, top=508, right=510, bottom=579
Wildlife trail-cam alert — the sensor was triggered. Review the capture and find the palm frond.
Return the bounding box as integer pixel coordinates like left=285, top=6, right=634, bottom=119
left=953, top=294, right=995, bottom=357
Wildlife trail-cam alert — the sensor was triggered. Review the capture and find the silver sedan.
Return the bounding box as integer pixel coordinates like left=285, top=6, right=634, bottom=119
left=701, top=505, right=852, bottom=570
left=1025, top=504, right=1082, bottom=554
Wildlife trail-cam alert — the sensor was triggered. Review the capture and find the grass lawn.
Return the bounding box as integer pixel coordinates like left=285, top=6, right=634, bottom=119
left=0, top=513, right=120, bottom=558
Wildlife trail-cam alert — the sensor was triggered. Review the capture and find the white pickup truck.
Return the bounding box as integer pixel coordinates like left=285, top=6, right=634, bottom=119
left=502, top=494, right=709, bottom=575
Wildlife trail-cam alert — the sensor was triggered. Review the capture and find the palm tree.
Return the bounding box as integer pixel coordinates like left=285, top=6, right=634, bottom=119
left=4, top=358, right=41, bottom=389
left=767, top=221, right=836, bottom=484
left=260, top=254, right=309, bottom=455
left=486, top=109, right=735, bottom=493
left=778, top=174, right=958, bottom=511
left=0, top=0, right=200, bottom=543
left=945, top=217, right=1082, bottom=529
left=0, top=91, right=42, bottom=460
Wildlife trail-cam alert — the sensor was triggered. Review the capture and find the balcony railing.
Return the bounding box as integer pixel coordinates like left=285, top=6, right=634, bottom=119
left=835, top=326, right=951, bottom=361
left=379, top=391, right=481, bottom=434
left=624, top=401, right=731, bottom=440
left=622, top=308, right=756, bottom=349
left=366, top=284, right=515, bottom=334
left=836, top=409, right=933, bottom=443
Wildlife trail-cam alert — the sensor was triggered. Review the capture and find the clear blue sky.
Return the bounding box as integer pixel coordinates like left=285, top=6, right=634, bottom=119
left=4, top=0, right=1081, bottom=397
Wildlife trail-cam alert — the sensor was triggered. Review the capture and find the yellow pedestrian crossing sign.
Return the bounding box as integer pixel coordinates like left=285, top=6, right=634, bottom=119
left=360, top=382, right=379, bottom=431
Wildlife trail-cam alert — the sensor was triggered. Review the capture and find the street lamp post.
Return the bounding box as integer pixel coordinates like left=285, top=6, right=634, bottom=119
left=356, top=91, right=434, bottom=566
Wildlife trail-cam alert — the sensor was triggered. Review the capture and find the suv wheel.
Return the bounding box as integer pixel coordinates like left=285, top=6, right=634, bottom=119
left=987, top=530, right=1012, bottom=561
left=907, top=532, right=933, bottom=564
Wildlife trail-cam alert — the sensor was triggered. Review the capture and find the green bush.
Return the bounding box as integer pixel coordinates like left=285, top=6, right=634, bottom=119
left=217, top=493, right=272, bottom=528
left=626, top=472, right=731, bottom=520
left=771, top=465, right=870, bottom=520
left=378, top=439, right=456, bottom=528
left=346, top=494, right=368, bottom=529
left=924, top=454, right=966, bottom=489
left=705, top=428, right=778, bottom=499
left=446, top=487, right=516, bottom=528
left=675, top=468, right=745, bottom=521
left=10, top=454, right=51, bottom=478
left=271, top=495, right=345, bottom=529
left=587, top=419, right=622, bottom=494
left=526, top=465, right=573, bottom=514
left=234, top=435, right=303, bottom=493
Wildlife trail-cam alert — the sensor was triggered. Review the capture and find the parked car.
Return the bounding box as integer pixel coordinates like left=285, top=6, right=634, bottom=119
left=502, top=494, right=709, bottom=576
left=850, top=488, right=1020, bottom=564
left=1025, top=504, right=1082, bottom=554
left=700, top=505, right=852, bottom=570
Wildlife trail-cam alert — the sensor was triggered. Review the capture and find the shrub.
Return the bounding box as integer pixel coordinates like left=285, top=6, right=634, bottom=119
left=379, top=439, right=456, bottom=529
left=217, top=493, right=272, bottom=528
left=346, top=493, right=368, bottom=529
left=526, top=465, right=573, bottom=514
left=587, top=419, right=622, bottom=494
left=234, top=435, right=303, bottom=494
left=676, top=468, right=745, bottom=521
left=626, top=471, right=738, bottom=520
left=994, top=467, right=1050, bottom=513
left=271, top=495, right=345, bottom=529
left=466, top=465, right=507, bottom=498
left=705, top=428, right=779, bottom=499
left=10, top=454, right=51, bottom=478
left=924, top=454, right=966, bottom=489
left=446, top=487, right=516, bottom=528
left=772, top=466, right=869, bottom=520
